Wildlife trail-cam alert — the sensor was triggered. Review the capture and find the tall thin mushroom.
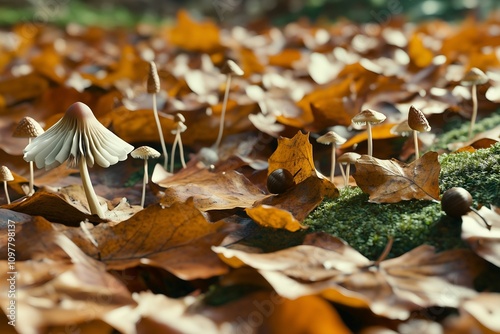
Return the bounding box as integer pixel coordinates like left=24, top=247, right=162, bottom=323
left=24, top=102, right=134, bottom=218
left=337, top=152, right=361, bottom=187
left=147, top=61, right=169, bottom=169
left=131, top=146, right=160, bottom=208
left=13, top=117, right=45, bottom=195
left=408, top=105, right=431, bottom=160
left=317, top=131, right=346, bottom=183
left=214, top=60, right=244, bottom=151
left=461, top=67, right=488, bottom=140
left=1, top=166, right=14, bottom=204
left=351, top=109, right=386, bottom=157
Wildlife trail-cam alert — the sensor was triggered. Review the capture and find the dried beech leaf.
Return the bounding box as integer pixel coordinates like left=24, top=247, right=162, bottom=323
left=245, top=205, right=304, bottom=232
left=461, top=206, right=500, bottom=267
left=354, top=151, right=440, bottom=203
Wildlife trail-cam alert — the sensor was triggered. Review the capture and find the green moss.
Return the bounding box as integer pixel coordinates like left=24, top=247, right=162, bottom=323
left=304, top=143, right=500, bottom=260
left=429, top=110, right=500, bottom=152
left=439, top=142, right=500, bottom=207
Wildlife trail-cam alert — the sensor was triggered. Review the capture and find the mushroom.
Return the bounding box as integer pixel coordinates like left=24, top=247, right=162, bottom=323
left=407, top=105, right=431, bottom=160
left=170, top=113, right=187, bottom=172
left=131, top=146, right=160, bottom=208
left=390, top=119, right=412, bottom=137
left=147, top=61, right=169, bottom=169
left=337, top=152, right=361, bottom=187
left=461, top=67, right=488, bottom=140
left=316, top=131, right=346, bottom=183
left=13, top=116, right=45, bottom=195
left=1, top=166, right=14, bottom=204
left=23, top=102, right=134, bottom=218
left=351, top=109, right=386, bottom=156
left=214, top=60, right=244, bottom=150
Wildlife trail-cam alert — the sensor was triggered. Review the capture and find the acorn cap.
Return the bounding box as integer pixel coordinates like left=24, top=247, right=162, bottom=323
left=390, top=120, right=412, bottom=136
left=131, top=146, right=161, bottom=160
left=0, top=166, right=14, bottom=182
left=221, top=60, right=244, bottom=77
left=316, top=131, right=346, bottom=145
left=352, top=109, right=386, bottom=125
left=337, top=152, right=361, bottom=164
left=13, top=117, right=45, bottom=138
left=24, top=102, right=134, bottom=170
left=147, top=61, right=160, bottom=94
left=461, top=67, right=488, bottom=86
left=408, top=105, right=431, bottom=132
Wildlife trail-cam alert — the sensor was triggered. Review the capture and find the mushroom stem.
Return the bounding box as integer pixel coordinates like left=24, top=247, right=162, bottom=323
left=170, top=134, right=179, bottom=173
left=366, top=122, right=373, bottom=156
left=469, top=84, right=478, bottom=140
left=413, top=130, right=419, bottom=159
left=79, top=157, right=105, bottom=218
left=3, top=181, right=10, bottom=204
left=339, top=162, right=347, bottom=187
left=28, top=137, right=34, bottom=195
left=141, top=159, right=148, bottom=208
left=330, top=144, right=336, bottom=182
left=178, top=134, right=186, bottom=168
left=215, top=74, right=232, bottom=150
left=152, top=93, right=169, bottom=169
left=345, top=164, right=351, bottom=187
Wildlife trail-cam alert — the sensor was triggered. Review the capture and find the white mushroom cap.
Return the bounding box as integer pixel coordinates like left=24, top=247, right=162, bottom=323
left=408, top=105, right=431, bottom=132
left=390, top=120, right=412, bottom=136
left=24, top=102, right=134, bottom=170
left=461, top=67, right=488, bottom=86
left=221, top=59, right=244, bottom=77
left=131, top=146, right=161, bottom=160
left=0, top=166, right=14, bottom=182
left=338, top=152, right=361, bottom=164
left=352, top=109, right=386, bottom=126
left=316, top=131, right=346, bottom=145
left=13, top=117, right=45, bottom=138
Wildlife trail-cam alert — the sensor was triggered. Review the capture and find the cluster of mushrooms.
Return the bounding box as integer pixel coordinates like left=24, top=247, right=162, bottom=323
left=0, top=63, right=489, bottom=219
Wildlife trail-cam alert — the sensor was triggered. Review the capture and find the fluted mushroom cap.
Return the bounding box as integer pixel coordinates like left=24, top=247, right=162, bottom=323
left=338, top=152, right=361, bottom=164
left=316, top=131, right=346, bottom=145
left=24, top=102, right=134, bottom=170
left=461, top=67, right=488, bottom=86
left=352, top=109, right=386, bottom=126
left=131, top=146, right=161, bottom=160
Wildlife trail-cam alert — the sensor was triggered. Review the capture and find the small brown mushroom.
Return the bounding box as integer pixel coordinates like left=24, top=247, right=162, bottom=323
left=131, top=146, right=161, bottom=208
left=170, top=113, right=187, bottom=172
left=147, top=61, right=169, bottom=169
left=461, top=67, right=488, bottom=140
left=352, top=109, right=386, bottom=156
left=337, top=152, right=361, bottom=187
left=317, top=131, right=346, bottom=183
left=1, top=166, right=14, bottom=204
left=408, top=105, right=431, bottom=160
left=214, top=60, right=244, bottom=151
left=13, top=116, right=45, bottom=195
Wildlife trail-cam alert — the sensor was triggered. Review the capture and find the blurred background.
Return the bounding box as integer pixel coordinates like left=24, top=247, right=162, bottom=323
left=0, top=0, right=499, bottom=26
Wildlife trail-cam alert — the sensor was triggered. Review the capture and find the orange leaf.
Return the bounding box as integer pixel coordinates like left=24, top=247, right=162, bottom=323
left=408, top=33, right=434, bottom=68
left=168, top=10, right=221, bottom=53
left=353, top=151, right=440, bottom=203
left=246, top=205, right=304, bottom=232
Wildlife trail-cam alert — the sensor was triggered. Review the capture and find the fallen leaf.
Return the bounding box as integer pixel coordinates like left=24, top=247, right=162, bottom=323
left=245, top=205, right=304, bottom=232
left=168, top=10, right=221, bottom=53
left=354, top=151, right=440, bottom=203
left=459, top=293, right=500, bottom=333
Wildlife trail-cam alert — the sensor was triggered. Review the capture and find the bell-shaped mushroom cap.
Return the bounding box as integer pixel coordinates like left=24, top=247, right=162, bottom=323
left=338, top=152, right=361, bottom=164
left=13, top=117, right=45, bottom=138
left=317, top=131, right=346, bottom=145
left=0, top=166, right=14, bottom=182
left=147, top=61, right=160, bottom=94
left=221, top=60, right=244, bottom=77
left=352, top=109, right=386, bottom=125
left=24, top=102, right=134, bottom=170
left=408, top=105, right=431, bottom=132
left=461, top=67, right=488, bottom=86
left=131, top=146, right=161, bottom=160
left=390, top=120, right=412, bottom=136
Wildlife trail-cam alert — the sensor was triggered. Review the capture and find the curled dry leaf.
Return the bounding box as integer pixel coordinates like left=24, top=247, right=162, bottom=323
left=461, top=206, right=500, bottom=267
left=245, top=205, right=304, bottom=232
left=354, top=151, right=440, bottom=203
left=213, top=236, right=484, bottom=320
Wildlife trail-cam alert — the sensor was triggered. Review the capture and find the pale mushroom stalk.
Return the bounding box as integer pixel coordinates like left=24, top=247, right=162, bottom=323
left=3, top=180, right=10, bottom=204
left=412, top=129, right=420, bottom=159
left=214, top=73, right=232, bottom=150
left=339, top=162, right=347, bottom=186
left=317, top=131, right=346, bottom=183
left=148, top=61, right=169, bottom=169
left=28, top=137, right=34, bottom=194
left=366, top=122, right=373, bottom=156
left=141, top=158, right=148, bottom=208
left=170, top=114, right=187, bottom=173
left=79, top=156, right=105, bottom=218
left=330, top=144, right=337, bottom=181
left=469, top=83, right=478, bottom=139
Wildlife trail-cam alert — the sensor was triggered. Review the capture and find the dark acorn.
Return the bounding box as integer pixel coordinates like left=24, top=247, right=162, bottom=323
left=267, top=168, right=295, bottom=194
left=441, top=187, right=472, bottom=218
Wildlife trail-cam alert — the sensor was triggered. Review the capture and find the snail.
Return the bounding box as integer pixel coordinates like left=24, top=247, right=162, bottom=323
left=441, top=187, right=491, bottom=230
left=267, top=168, right=297, bottom=194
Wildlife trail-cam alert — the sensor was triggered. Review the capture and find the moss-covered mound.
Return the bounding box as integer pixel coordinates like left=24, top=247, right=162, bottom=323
left=304, top=142, right=500, bottom=260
